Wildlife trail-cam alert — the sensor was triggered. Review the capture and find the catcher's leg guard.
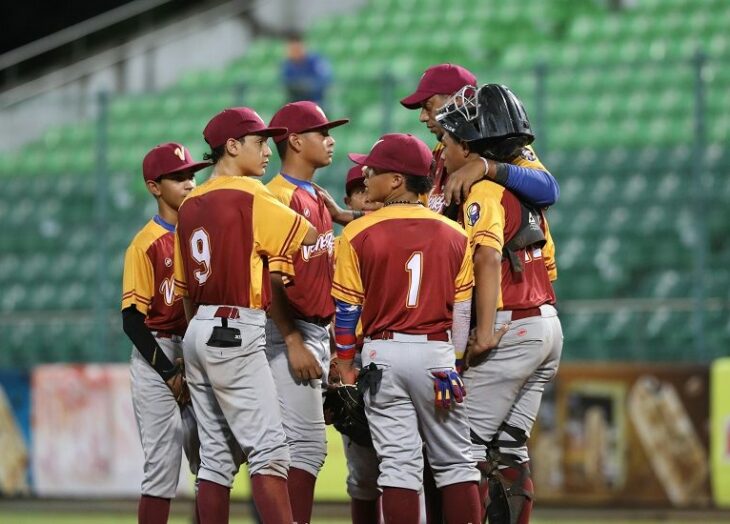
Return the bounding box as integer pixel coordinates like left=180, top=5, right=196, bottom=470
left=485, top=462, right=533, bottom=524
left=472, top=424, right=534, bottom=524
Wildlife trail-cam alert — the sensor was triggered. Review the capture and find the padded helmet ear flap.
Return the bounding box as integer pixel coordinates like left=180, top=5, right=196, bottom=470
left=475, top=84, right=534, bottom=145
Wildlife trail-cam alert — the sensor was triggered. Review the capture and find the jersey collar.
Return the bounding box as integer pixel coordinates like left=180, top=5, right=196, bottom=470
left=153, top=214, right=175, bottom=233
left=281, top=173, right=317, bottom=198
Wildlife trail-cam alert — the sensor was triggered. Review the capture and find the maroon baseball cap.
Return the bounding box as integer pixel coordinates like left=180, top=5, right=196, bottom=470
left=345, top=165, right=366, bottom=195
left=400, top=64, right=477, bottom=109
left=269, top=101, right=349, bottom=144
left=348, top=133, right=432, bottom=178
left=203, top=107, right=287, bottom=149
left=142, top=142, right=211, bottom=182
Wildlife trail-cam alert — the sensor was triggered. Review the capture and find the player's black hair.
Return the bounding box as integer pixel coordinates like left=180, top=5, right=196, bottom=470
left=286, top=30, right=304, bottom=43
left=275, top=139, right=288, bottom=161
left=203, top=146, right=224, bottom=164
left=346, top=179, right=366, bottom=197
left=404, top=174, right=433, bottom=195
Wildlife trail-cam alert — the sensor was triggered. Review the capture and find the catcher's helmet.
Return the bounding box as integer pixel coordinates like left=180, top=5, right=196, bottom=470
left=436, top=83, right=535, bottom=162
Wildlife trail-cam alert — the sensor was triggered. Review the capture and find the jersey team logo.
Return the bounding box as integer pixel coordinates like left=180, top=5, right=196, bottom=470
left=159, top=277, right=177, bottom=306
left=467, top=202, right=481, bottom=226
left=301, top=231, right=334, bottom=261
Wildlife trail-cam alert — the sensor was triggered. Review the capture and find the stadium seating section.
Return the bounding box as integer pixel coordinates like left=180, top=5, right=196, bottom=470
left=1, top=0, right=728, bottom=367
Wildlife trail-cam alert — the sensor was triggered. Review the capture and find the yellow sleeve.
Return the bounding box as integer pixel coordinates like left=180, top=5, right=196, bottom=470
left=463, top=184, right=505, bottom=253
left=121, top=244, right=154, bottom=314
left=269, top=255, right=296, bottom=279
left=331, top=234, right=364, bottom=305
left=512, top=145, right=548, bottom=171
left=173, top=230, right=188, bottom=297
left=542, top=214, right=558, bottom=281
left=454, top=240, right=474, bottom=302
left=253, top=186, right=311, bottom=257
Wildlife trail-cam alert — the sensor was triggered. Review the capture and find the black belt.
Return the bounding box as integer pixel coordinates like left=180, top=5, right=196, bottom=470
left=296, top=315, right=332, bottom=327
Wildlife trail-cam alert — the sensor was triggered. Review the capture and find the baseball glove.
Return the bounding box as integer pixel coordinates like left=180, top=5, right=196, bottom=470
left=166, top=358, right=191, bottom=406
left=323, top=384, right=372, bottom=447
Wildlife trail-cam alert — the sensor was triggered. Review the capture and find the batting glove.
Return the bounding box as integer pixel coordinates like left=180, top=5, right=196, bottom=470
left=432, top=369, right=466, bottom=409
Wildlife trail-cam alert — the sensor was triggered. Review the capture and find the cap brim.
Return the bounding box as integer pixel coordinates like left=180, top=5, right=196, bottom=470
left=348, top=153, right=369, bottom=166
left=274, top=119, right=350, bottom=143
left=251, top=126, right=288, bottom=138
left=400, top=90, right=432, bottom=109
left=165, top=160, right=213, bottom=176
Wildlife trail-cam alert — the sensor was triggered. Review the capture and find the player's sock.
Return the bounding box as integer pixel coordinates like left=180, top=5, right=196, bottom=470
left=197, top=479, right=230, bottom=524
left=351, top=497, right=381, bottom=524
left=382, top=487, right=419, bottom=524
left=441, top=481, right=481, bottom=524
left=138, top=495, right=171, bottom=524
left=500, top=465, right=534, bottom=524
left=251, top=473, right=294, bottom=524
left=423, top=457, right=443, bottom=524
left=287, top=467, right=316, bottom=523
left=477, top=461, right=491, bottom=521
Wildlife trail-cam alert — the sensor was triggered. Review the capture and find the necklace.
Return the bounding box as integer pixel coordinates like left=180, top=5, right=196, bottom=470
left=383, top=200, right=424, bottom=207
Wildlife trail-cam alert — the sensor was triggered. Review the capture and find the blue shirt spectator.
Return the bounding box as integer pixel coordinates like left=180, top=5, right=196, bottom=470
left=281, top=34, right=332, bottom=106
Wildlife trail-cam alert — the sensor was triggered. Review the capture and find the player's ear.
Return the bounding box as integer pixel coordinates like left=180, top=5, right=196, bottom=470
left=288, top=133, right=303, bottom=154
left=459, top=140, right=471, bottom=158
left=145, top=179, right=162, bottom=197
left=344, top=195, right=351, bottom=207
left=225, top=137, right=240, bottom=157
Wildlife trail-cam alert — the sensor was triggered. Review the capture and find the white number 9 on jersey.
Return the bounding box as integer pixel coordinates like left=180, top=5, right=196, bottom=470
left=190, top=228, right=212, bottom=285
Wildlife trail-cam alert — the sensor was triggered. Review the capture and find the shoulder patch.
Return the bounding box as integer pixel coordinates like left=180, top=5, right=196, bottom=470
left=467, top=202, right=481, bottom=226
left=520, top=147, right=536, bottom=161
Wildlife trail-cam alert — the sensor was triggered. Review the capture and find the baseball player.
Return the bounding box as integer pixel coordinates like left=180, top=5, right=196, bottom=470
left=333, top=133, right=481, bottom=524
left=121, top=142, right=208, bottom=524
left=172, top=107, right=318, bottom=524
left=400, top=63, right=560, bottom=215
left=437, top=85, right=563, bottom=524
left=262, top=101, right=349, bottom=524
left=335, top=164, right=383, bottom=524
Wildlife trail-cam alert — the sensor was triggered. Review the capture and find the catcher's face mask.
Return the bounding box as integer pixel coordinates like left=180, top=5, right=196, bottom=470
left=435, top=85, right=481, bottom=142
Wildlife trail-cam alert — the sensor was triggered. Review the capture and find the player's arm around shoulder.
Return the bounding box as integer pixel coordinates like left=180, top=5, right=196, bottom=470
left=252, top=183, right=317, bottom=256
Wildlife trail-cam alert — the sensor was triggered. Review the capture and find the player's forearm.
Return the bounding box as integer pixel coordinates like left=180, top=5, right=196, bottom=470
left=452, top=298, right=472, bottom=370
left=334, top=298, right=362, bottom=362
left=122, top=306, right=177, bottom=380
left=497, top=163, right=559, bottom=207
left=473, top=246, right=502, bottom=340
left=269, top=274, right=300, bottom=342
left=182, top=297, right=195, bottom=323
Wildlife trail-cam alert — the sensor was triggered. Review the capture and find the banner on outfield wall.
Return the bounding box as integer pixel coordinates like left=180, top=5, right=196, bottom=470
left=530, top=363, right=711, bottom=508
left=0, top=370, right=31, bottom=496
left=31, top=364, right=194, bottom=497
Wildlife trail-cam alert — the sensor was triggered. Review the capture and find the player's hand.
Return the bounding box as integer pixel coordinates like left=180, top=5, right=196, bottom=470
left=466, top=324, right=510, bottom=365
left=336, top=359, right=358, bottom=385
left=286, top=338, right=323, bottom=382
left=313, top=184, right=349, bottom=223
left=444, top=157, right=487, bottom=206
left=166, top=358, right=191, bottom=406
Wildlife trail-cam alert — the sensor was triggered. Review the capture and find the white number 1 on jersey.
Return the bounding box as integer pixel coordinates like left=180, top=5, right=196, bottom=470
left=405, top=251, right=423, bottom=308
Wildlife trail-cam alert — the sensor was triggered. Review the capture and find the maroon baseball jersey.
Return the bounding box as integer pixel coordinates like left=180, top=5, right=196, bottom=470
left=462, top=180, right=556, bottom=310
left=173, top=176, right=311, bottom=310
left=332, top=205, right=473, bottom=336
left=122, top=217, right=187, bottom=335
left=266, top=174, right=335, bottom=319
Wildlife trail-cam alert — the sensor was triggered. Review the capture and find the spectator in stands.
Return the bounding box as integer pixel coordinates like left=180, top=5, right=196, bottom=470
left=281, top=32, right=332, bottom=107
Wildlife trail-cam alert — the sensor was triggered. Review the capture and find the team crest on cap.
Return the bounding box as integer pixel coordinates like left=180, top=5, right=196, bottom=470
left=370, top=139, right=384, bottom=151
left=314, top=105, right=327, bottom=119
left=467, top=202, right=481, bottom=226
left=173, top=147, right=185, bottom=161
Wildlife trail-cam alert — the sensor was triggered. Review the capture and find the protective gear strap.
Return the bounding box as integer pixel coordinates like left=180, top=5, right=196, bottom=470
left=503, top=204, right=546, bottom=278
left=122, top=306, right=177, bottom=381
